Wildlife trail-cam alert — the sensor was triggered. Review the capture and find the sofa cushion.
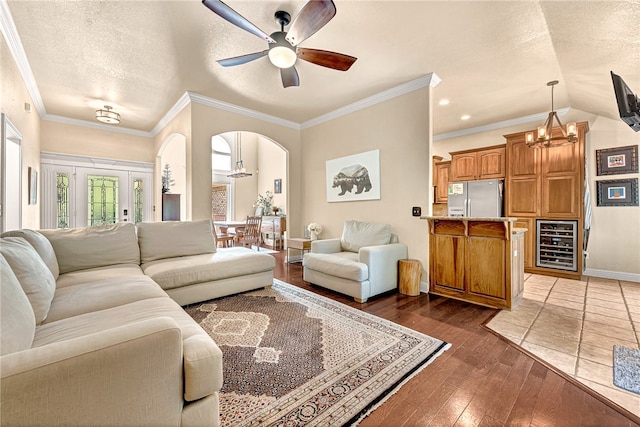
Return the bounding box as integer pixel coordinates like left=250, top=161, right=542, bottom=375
left=1, top=237, right=56, bottom=324
left=32, top=298, right=222, bottom=401
left=303, top=252, right=368, bottom=282
left=1, top=229, right=59, bottom=279
left=44, top=276, right=168, bottom=323
left=340, top=220, right=392, bottom=253
left=0, top=254, right=36, bottom=355
left=39, top=223, right=140, bottom=274
left=141, top=248, right=276, bottom=291
left=55, top=263, right=145, bottom=288
left=138, top=220, right=215, bottom=264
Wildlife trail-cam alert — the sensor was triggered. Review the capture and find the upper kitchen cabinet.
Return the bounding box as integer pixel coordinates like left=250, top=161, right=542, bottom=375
left=449, top=145, right=506, bottom=182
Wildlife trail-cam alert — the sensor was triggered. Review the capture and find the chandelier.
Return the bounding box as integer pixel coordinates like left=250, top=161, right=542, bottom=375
left=525, top=80, right=577, bottom=148
left=227, top=131, right=252, bottom=178
left=95, top=105, right=121, bottom=124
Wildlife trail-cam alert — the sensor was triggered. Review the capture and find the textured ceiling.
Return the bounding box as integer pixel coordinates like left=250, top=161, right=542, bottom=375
left=5, top=0, right=640, bottom=135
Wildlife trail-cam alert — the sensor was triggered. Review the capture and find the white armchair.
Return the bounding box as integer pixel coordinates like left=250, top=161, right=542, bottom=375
left=302, top=220, right=408, bottom=302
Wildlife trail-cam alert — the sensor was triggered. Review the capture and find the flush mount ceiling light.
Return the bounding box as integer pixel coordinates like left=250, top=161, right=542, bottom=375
left=95, top=105, right=121, bottom=124
left=526, top=80, right=577, bottom=148
left=227, top=131, right=252, bottom=178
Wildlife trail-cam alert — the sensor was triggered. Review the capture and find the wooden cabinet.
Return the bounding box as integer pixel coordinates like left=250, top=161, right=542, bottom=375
left=450, top=145, right=506, bottom=181
left=505, top=121, right=588, bottom=279
left=433, top=160, right=451, bottom=204
left=261, top=215, right=286, bottom=249
left=427, top=218, right=525, bottom=310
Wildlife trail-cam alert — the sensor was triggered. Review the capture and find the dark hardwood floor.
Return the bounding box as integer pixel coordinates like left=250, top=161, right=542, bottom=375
left=270, top=249, right=639, bottom=427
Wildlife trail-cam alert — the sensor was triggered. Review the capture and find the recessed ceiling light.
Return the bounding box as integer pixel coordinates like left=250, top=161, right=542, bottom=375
left=438, top=99, right=450, bottom=106
left=461, top=114, right=471, bottom=120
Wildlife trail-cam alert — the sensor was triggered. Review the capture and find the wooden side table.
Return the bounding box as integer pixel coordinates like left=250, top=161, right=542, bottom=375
left=398, top=259, right=422, bottom=296
left=286, top=238, right=312, bottom=263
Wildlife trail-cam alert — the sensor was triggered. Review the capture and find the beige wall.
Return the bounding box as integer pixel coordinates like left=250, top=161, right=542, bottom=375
left=153, top=105, right=192, bottom=220
left=258, top=135, right=287, bottom=214
left=41, top=120, right=154, bottom=163
left=433, top=109, right=640, bottom=279
left=1, top=36, right=41, bottom=229
left=189, top=103, right=302, bottom=233
left=301, top=88, right=431, bottom=271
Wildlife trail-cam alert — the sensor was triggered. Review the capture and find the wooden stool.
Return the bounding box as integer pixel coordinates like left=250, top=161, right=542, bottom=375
left=398, top=259, right=422, bottom=296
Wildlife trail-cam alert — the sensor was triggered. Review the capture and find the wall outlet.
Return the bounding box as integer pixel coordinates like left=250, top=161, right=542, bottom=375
left=412, top=206, right=421, bottom=216
left=584, top=251, right=589, bottom=259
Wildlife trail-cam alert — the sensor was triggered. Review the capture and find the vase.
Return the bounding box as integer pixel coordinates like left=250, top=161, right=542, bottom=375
left=310, top=231, right=318, bottom=240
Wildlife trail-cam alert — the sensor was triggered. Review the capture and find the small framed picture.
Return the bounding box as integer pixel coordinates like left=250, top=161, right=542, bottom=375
left=596, top=178, right=638, bottom=206
left=596, top=145, right=638, bottom=175
left=28, top=167, right=37, bottom=205
left=274, top=178, right=282, bottom=194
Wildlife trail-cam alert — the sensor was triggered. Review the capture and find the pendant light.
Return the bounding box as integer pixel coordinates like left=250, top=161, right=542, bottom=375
left=227, top=131, right=252, bottom=178
left=525, top=80, right=577, bottom=148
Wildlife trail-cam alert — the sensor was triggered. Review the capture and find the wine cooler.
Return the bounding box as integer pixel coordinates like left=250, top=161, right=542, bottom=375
left=536, top=219, right=578, bottom=271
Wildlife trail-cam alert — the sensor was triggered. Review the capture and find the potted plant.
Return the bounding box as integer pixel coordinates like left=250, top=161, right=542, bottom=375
left=253, top=191, right=273, bottom=215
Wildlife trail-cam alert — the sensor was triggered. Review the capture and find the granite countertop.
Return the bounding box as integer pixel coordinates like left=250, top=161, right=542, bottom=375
left=420, top=216, right=517, bottom=222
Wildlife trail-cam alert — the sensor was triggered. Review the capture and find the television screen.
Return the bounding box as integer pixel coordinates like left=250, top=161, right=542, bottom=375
left=610, top=71, right=640, bottom=132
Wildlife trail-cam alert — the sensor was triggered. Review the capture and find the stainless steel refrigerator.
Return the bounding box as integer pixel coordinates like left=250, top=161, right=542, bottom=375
left=447, top=179, right=504, bottom=217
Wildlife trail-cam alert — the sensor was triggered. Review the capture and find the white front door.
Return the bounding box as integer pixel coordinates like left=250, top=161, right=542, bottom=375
left=76, top=168, right=131, bottom=226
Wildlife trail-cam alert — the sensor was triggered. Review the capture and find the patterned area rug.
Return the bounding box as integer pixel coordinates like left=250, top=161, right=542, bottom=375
left=185, top=280, right=449, bottom=426
left=613, top=345, right=640, bottom=395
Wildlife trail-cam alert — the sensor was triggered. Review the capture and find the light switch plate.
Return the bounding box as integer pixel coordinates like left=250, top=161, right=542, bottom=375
left=412, top=207, right=421, bottom=216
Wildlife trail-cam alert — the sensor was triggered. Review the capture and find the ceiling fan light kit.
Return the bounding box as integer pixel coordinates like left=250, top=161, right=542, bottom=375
left=526, top=80, right=577, bottom=148
left=203, top=0, right=357, bottom=88
left=95, top=105, right=121, bottom=125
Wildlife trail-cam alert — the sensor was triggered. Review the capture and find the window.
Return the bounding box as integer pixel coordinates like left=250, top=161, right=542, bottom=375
left=212, top=135, right=231, bottom=171
left=133, top=178, right=144, bottom=224
left=56, top=173, right=70, bottom=228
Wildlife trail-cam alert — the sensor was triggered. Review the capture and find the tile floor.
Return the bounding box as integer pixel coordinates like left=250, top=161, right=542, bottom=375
left=486, top=273, right=640, bottom=416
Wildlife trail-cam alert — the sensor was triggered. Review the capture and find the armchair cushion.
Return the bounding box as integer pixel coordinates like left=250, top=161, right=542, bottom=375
left=0, top=237, right=56, bottom=324
left=340, top=220, right=391, bottom=252
left=302, top=252, right=366, bottom=282
left=0, top=255, right=36, bottom=355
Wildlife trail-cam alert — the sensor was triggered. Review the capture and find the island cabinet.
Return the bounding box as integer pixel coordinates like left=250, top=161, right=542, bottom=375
left=425, top=217, right=525, bottom=310
left=449, top=145, right=506, bottom=182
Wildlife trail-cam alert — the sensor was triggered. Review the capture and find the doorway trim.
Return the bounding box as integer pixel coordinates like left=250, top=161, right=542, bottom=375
left=1, top=114, right=23, bottom=232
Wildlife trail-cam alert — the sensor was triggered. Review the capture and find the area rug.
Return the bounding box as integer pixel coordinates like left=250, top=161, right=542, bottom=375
left=184, top=280, right=450, bottom=426
left=613, top=345, right=640, bottom=395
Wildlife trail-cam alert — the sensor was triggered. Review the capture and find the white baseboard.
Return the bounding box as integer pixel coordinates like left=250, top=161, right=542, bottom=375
left=420, top=281, right=429, bottom=294
left=583, top=268, right=640, bottom=283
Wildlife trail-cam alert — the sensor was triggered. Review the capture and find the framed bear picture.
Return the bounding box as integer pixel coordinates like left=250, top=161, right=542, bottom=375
left=325, top=150, right=380, bottom=202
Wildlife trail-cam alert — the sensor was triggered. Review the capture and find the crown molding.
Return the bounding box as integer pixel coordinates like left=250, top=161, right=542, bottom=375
left=433, top=107, right=571, bottom=141
left=0, top=0, right=46, bottom=116
left=301, top=74, right=440, bottom=130
left=149, top=92, right=192, bottom=136
left=187, top=92, right=300, bottom=130
left=43, top=114, right=153, bottom=138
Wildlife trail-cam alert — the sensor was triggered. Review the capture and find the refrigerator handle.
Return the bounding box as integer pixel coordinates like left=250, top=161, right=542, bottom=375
left=465, top=198, right=469, bottom=217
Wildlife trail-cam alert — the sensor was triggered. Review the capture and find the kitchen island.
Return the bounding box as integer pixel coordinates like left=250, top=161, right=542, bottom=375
left=422, top=216, right=526, bottom=310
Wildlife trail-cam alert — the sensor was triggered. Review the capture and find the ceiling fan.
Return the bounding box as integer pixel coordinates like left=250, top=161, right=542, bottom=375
left=202, top=0, right=357, bottom=88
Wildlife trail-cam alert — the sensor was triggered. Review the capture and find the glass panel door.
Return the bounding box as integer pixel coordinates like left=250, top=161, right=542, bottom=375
left=76, top=168, right=130, bottom=226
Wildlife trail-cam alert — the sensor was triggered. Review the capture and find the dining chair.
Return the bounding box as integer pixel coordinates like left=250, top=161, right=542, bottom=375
left=212, top=216, right=235, bottom=248
left=235, top=216, right=262, bottom=250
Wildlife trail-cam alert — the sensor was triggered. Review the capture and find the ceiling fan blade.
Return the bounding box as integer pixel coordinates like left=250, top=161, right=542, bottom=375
left=217, top=50, right=268, bottom=67
left=280, top=66, right=300, bottom=88
left=202, top=0, right=275, bottom=43
left=285, top=0, right=336, bottom=46
left=297, top=48, right=357, bottom=71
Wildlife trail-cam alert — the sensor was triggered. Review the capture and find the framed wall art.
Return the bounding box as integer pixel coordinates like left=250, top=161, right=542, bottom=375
left=596, top=145, right=638, bottom=175
left=325, top=149, right=380, bottom=202
left=28, top=166, right=37, bottom=205
left=596, top=178, right=638, bottom=207
left=274, top=178, right=282, bottom=194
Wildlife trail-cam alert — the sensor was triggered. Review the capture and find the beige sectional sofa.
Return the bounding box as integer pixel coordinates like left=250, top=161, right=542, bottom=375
left=0, top=220, right=276, bottom=427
